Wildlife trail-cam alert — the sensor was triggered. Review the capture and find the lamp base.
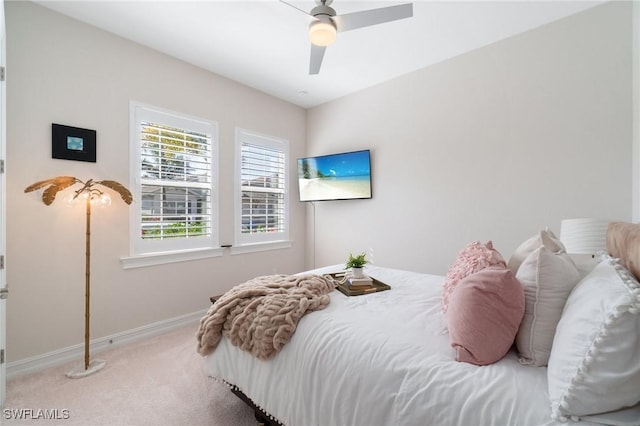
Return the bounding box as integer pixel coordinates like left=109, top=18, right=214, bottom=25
left=65, top=358, right=106, bottom=379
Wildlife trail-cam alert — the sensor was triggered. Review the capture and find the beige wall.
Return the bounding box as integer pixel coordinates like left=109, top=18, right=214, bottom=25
left=6, top=2, right=307, bottom=362
left=306, top=1, right=634, bottom=274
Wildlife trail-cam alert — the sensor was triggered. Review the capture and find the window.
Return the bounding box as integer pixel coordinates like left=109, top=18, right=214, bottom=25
left=128, top=102, right=219, bottom=260
left=234, top=128, right=289, bottom=248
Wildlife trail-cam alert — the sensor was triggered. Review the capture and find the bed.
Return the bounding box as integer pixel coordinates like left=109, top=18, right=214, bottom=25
left=197, top=225, right=640, bottom=426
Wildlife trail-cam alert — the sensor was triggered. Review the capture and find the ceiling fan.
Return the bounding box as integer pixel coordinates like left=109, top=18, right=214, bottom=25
left=280, top=0, right=413, bottom=75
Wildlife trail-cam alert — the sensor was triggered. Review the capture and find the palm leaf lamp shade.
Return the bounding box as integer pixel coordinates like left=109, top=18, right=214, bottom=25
left=25, top=176, right=132, bottom=378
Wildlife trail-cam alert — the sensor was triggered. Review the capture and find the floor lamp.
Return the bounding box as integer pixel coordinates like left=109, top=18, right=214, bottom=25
left=25, top=176, right=132, bottom=378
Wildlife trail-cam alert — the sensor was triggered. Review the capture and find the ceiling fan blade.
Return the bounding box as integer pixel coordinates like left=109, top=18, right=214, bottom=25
left=309, top=44, right=326, bottom=75
left=334, top=3, right=413, bottom=32
left=279, top=0, right=312, bottom=17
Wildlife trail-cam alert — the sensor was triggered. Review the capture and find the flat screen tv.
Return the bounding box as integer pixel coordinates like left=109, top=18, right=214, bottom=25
left=297, top=149, right=372, bottom=202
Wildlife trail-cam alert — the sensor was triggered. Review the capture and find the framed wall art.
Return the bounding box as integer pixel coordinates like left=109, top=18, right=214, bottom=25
left=52, top=123, right=97, bottom=162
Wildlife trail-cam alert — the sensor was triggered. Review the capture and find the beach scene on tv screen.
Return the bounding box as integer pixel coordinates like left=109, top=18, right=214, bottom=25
left=298, top=151, right=371, bottom=201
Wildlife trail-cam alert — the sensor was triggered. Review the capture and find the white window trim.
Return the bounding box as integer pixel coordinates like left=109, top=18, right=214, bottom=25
left=229, top=240, right=292, bottom=256
left=234, top=128, right=290, bottom=249
left=124, top=101, right=219, bottom=267
left=121, top=247, right=224, bottom=269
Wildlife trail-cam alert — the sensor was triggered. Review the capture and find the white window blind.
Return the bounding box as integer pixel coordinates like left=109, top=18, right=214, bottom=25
left=130, top=103, right=218, bottom=256
left=140, top=123, right=211, bottom=240
left=235, top=129, right=289, bottom=246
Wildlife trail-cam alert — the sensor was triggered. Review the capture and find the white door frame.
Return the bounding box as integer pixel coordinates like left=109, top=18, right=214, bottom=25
left=633, top=0, right=640, bottom=222
left=0, top=0, right=7, bottom=410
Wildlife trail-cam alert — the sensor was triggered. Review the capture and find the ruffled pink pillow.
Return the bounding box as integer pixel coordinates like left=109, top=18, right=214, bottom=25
left=442, top=241, right=506, bottom=313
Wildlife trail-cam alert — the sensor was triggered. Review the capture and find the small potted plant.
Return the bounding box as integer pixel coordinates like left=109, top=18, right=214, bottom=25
left=345, top=252, right=368, bottom=278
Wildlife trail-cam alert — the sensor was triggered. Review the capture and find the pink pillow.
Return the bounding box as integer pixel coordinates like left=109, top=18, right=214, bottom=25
left=442, top=241, right=506, bottom=313
left=447, top=266, right=525, bottom=366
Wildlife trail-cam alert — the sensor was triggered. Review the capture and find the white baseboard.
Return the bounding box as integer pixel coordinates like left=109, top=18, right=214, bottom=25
left=6, top=309, right=207, bottom=381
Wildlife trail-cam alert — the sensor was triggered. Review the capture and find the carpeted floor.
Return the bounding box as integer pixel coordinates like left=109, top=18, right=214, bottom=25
left=4, top=324, right=256, bottom=426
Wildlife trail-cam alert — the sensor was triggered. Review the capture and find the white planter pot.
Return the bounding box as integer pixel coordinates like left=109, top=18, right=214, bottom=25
left=351, top=267, right=365, bottom=278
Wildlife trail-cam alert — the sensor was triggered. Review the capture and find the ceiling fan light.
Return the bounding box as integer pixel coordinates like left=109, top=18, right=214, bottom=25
left=309, top=20, right=337, bottom=46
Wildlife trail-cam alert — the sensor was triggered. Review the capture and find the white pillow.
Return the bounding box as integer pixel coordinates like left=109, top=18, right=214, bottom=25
left=567, top=253, right=600, bottom=279
left=507, top=228, right=564, bottom=275
left=515, top=240, right=581, bottom=366
left=547, top=258, right=640, bottom=420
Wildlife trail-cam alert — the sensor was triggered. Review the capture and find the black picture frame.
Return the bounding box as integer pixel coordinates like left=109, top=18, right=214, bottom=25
left=52, top=123, right=96, bottom=162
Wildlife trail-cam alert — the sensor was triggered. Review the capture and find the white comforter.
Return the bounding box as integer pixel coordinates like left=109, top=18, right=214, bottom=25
left=202, top=265, right=596, bottom=426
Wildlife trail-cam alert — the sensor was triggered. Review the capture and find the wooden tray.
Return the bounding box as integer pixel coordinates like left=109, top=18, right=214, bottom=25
left=328, top=273, right=391, bottom=296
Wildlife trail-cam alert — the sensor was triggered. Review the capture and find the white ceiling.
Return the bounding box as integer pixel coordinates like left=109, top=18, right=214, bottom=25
left=35, top=0, right=605, bottom=108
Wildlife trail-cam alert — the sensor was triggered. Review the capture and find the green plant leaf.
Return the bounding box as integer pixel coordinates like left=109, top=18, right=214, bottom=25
left=345, top=252, right=367, bottom=269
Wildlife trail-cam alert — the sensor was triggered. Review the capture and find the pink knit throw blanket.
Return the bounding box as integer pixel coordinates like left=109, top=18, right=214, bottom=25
left=196, top=274, right=335, bottom=360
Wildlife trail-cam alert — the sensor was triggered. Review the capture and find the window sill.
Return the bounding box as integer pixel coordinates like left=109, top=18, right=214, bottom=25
left=230, top=240, right=292, bottom=255
left=120, top=247, right=224, bottom=269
